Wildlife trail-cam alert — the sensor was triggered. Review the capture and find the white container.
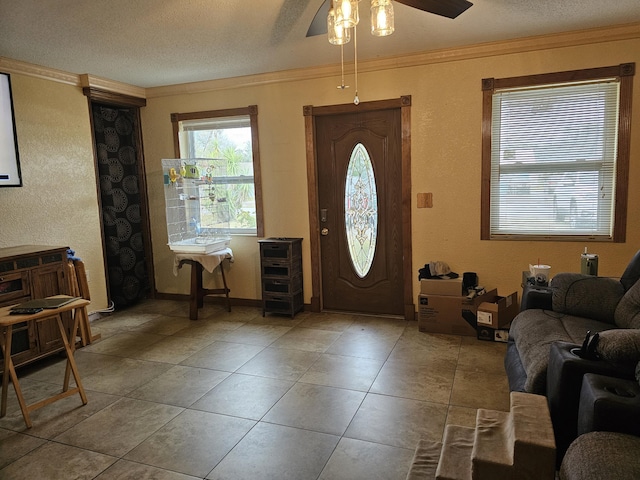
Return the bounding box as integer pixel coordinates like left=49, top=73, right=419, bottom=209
left=529, top=264, right=551, bottom=283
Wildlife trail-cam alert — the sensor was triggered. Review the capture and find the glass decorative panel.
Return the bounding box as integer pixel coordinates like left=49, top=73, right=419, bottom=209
left=345, top=143, right=378, bottom=278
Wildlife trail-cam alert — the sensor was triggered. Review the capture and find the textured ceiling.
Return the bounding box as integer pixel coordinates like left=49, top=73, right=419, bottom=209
left=1, top=0, right=639, bottom=88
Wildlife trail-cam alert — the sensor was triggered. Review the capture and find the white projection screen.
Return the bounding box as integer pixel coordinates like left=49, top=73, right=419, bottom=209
left=0, top=72, right=22, bottom=187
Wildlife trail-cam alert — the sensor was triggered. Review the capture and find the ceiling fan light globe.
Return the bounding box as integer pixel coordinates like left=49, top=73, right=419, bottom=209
left=336, top=0, right=360, bottom=28
left=371, top=0, right=394, bottom=36
left=328, top=7, right=352, bottom=45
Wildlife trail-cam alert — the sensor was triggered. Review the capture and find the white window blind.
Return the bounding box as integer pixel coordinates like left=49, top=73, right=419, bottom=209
left=490, top=79, right=620, bottom=239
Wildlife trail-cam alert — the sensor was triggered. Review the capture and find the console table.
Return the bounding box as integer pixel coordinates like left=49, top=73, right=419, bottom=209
left=0, top=296, right=89, bottom=428
left=173, top=248, right=233, bottom=320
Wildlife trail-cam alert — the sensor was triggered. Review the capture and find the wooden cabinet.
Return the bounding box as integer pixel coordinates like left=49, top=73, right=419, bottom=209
left=0, top=245, right=71, bottom=368
left=258, top=238, right=303, bottom=318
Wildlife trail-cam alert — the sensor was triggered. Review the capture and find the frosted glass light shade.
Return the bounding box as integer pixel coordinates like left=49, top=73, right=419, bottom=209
left=328, top=7, right=352, bottom=45
left=371, top=0, right=394, bottom=36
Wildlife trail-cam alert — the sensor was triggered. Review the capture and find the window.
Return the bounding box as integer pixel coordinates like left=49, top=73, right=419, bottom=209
left=481, top=64, right=634, bottom=241
left=171, top=106, right=264, bottom=236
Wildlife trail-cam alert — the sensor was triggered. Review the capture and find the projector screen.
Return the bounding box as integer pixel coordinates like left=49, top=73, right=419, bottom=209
left=0, top=72, right=22, bottom=187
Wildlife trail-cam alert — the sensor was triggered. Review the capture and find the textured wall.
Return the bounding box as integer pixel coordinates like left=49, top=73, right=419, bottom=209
left=0, top=74, right=108, bottom=312
left=142, top=36, right=640, bottom=303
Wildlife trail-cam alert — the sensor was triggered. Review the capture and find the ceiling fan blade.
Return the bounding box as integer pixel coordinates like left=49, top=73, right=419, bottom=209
left=396, top=0, right=473, bottom=19
left=306, top=0, right=330, bottom=37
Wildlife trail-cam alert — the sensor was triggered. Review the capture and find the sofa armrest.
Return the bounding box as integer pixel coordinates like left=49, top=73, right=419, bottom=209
left=578, top=373, right=640, bottom=437
left=546, top=341, right=636, bottom=466
left=551, top=273, right=624, bottom=323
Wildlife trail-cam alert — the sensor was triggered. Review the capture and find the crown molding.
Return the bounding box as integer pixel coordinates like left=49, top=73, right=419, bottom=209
left=146, top=21, right=640, bottom=98
left=79, top=74, right=146, bottom=99
left=0, top=57, right=79, bottom=86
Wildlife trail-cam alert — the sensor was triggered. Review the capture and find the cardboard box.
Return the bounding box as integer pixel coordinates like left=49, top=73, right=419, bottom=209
left=477, top=325, right=510, bottom=343
left=418, top=289, right=498, bottom=336
left=420, top=278, right=463, bottom=296
left=476, top=292, right=519, bottom=329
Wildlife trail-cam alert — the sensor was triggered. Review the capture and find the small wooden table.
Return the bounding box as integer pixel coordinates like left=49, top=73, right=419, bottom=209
left=173, top=248, right=233, bottom=320
left=0, top=296, right=90, bottom=428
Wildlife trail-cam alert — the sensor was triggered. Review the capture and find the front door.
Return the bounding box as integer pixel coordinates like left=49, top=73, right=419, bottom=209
left=308, top=98, right=411, bottom=316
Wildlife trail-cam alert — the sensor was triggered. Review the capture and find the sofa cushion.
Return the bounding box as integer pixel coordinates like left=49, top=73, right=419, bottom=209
left=551, top=273, right=624, bottom=324
left=595, top=329, right=640, bottom=365
left=614, top=278, right=640, bottom=329
left=620, top=249, right=640, bottom=292
left=510, top=310, right=613, bottom=393
left=559, top=431, right=640, bottom=480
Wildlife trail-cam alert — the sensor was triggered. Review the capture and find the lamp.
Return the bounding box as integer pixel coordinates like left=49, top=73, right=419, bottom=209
left=371, top=0, right=394, bottom=36
left=328, top=0, right=395, bottom=104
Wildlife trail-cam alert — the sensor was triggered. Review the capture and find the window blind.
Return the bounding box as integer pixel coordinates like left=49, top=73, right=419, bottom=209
left=490, top=80, right=620, bottom=238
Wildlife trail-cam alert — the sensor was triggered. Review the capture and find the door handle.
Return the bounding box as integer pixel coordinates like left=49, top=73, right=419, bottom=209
left=321, top=228, right=329, bottom=236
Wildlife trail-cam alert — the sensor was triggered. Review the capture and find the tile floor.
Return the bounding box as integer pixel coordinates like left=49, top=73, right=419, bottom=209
left=0, top=300, right=509, bottom=479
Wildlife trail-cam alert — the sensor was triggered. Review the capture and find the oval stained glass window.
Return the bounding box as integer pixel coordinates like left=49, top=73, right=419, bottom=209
left=344, top=143, right=378, bottom=278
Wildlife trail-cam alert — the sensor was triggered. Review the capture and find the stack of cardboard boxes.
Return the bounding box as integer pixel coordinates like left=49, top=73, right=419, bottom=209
left=418, top=278, right=518, bottom=342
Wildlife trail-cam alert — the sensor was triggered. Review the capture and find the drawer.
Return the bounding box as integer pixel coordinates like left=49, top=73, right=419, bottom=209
left=263, top=291, right=304, bottom=316
left=261, top=261, right=301, bottom=278
left=263, top=274, right=302, bottom=295
left=259, top=238, right=302, bottom=261
left=0, top=271, right=31, bottom=306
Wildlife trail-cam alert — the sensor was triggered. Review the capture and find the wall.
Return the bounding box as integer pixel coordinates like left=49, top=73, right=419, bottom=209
left=0, top=73, right=109, bottom=312
left=1, top=26, right=639, bottom=316
left=142, top=32, right=640, bottom=308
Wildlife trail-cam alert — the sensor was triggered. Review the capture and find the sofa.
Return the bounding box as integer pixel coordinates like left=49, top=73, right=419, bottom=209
left=505, top=249, right=640, bottom=395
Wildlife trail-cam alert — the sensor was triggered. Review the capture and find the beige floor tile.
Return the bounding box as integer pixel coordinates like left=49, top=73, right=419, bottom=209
left=221, top=323, right=293, bottom=346
left=236, top=346, right=320, bottom=381
left=133, top=334, right=216, bottom=364
left=129, top=314, right=194, bottom=336
left=180, top=340, right=264, bottom=372
left=270, top=326, right=342, bottom=352
left=456, top=336, right=508, bottom=374
left=125, top=409, right=256, bottom=478
left=0, top=429, right=46, bottom=470
left=172, top=319, right=245, bottom=340
left=370, top=360, right=456, bottom=404
left=0, top=441, right=116, bottom=480
left=319, top=437, right=414, bottom=480
left=191, top=373, right=294, bottom=420
left=82, top=331, right=166, bottom=357
left=346, top=316, right=408, bottom=338
left=450, top=369, right=511, bottom=411
left=95, top=459, right=201, bottom=479
left=345, top=393, right=449, bottom=449
left=79, top=356, right=173, bottom=395
left=128, top=365, right=230, bottom=407
left=207, top=422, right=339, bottom=480
left=263, top=383, right=365, bottom=435
left=0, top=389, right=120, bottom=439
left=54, top=397, right=183, bottom=457
left=388, top=332, right=461, bottom=367
left=325, top=331, right=398, bottom=360
left=297, top=312, right=355, bottom=332
left=299, top=353, right=384, bottom=391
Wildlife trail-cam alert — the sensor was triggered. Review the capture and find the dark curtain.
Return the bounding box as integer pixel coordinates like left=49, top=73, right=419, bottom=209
left=92, top=103, right=149, bottom=309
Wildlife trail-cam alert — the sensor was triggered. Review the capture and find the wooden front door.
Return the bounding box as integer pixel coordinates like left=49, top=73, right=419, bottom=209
left=305, top=97, right=412, bottom=317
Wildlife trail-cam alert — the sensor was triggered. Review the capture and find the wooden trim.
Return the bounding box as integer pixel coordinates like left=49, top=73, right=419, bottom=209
left=304, top=96, right=414, bottom=319
left=400, top=95, right=415, bottom=320
left=170, top=105, right=265, bottom=237
left=614, top=72, right=633, bottom=242
left=303, top=106, right=321, bottom=312
left=82, top=87, right=146, bottom=107
left=481, top=63, right=634, bottom=242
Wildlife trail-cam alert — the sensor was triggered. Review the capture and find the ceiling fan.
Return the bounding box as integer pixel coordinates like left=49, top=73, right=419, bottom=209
left=307, top=0, right=473, bottom=37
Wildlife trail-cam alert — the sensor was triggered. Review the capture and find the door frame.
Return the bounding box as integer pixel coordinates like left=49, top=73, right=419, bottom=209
left=83, top=87, right=157, bottom=303
left=303, top=96, right=414, bottom=320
